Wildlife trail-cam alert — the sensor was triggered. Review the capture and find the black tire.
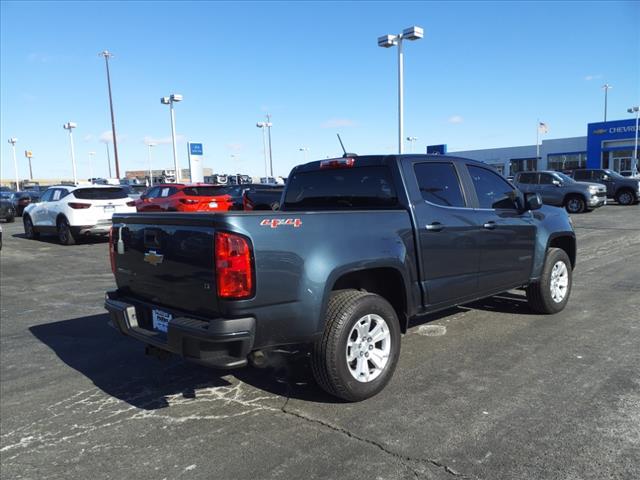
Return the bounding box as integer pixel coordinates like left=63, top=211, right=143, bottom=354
left=57, top=217, right=76, bottom=245
left=23, top=215, right=39, bottom=239
left=311, top=290, right=401, bottom=402
left=615, top=189, right=635, bottom=206
left=564, top=195, right=586, bottom=214
left=526, top=248, right=572, bottom=314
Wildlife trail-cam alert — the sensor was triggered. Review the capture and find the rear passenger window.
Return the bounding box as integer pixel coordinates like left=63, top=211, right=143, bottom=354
left=573, top=170, right=590, bottom=181
left=468, top=165, right=517, bottom=209
left=539, top=173, right=555, bottom=185
left=414, top=162, right=466, bottom=207
left=517, top=172, right=536, bottom=184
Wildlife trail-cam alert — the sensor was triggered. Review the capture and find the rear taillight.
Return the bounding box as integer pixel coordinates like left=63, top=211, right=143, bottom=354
left=69, top=202, right=91, bottom=209
left=109, top=227, right=116, bottom=275
left=215, top=232, right=253, bottom=299
left=126, top=201, right=136, bottom=207
left=320, top=157, right=355, bottom=169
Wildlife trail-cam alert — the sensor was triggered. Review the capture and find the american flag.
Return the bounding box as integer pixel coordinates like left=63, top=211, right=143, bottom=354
left=538, top=122, right=549, bottom=134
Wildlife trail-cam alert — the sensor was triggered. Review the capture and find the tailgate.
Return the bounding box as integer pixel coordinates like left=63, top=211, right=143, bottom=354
left=111, top=213, right=220, bottom=318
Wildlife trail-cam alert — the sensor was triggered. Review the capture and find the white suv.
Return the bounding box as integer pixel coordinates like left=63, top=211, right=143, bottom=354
left=23, top=185, right=136, bottom=245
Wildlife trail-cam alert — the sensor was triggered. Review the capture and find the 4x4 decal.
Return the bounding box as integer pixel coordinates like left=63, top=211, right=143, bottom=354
left=260, top=218, right=302, bottom=228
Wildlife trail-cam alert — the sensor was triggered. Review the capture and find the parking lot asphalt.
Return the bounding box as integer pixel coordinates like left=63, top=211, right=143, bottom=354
left=1, top=204, right=639, bottom=480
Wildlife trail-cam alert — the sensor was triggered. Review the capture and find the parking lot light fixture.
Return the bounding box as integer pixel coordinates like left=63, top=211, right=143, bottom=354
left=628, top=105, right=639, bottom=176
left=378, top=25, right=424, bottom=154
left=98, top=50, right=121, bottom=179
left=161, top=94, right=183, bottom=182
left=88, top=151, right=96, bottom=182
left=299, top=147, right=309, bottom=162
left=8, top=137, right=18, bottom=190
left=147, top=142, right=157, bottom=186
left=256, top=122, right=270, bottom=177
left=63, top=122, right=78, bottom=185
left=406, top=136, right=418, bottom=153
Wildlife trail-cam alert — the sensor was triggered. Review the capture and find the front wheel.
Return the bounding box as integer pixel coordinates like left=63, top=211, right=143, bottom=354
left=615, top=189, right=635, bottom=206
left=526, top=248, right=572, bottom=314
left=565, top=195, right=586, bottom=214
left=311, top=290, right=401, bottom=402
left=23, top=215, right=39, bottom=239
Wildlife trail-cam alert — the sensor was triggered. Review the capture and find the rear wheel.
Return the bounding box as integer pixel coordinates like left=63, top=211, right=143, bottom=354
left=526, top=248, right=572, bottom=314
left=57, top=217, right=76, bottom=245
left=615, top=189, right=635, bottom=205
left=311, top=290, right=401, bottom=402
left=23, top=215, right=39, bottom=239
left=564, top=195, right=586, bottom=214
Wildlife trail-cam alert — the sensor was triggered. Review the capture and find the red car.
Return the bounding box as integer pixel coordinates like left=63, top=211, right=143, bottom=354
left=135, top=184, right=234, bottom=212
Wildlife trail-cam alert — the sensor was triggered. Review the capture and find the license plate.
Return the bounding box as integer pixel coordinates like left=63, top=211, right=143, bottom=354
left=104, top=205, right=115, bottom=213
left=152, top=309, right=172, bottom=333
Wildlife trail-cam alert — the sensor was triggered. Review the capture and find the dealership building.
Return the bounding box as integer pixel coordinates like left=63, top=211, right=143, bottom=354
left=446, top=118, right=638, bottom=177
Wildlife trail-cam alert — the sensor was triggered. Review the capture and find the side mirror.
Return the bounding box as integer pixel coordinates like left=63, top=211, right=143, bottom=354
left=602, top=175, right=609, bottom=181
left=525, top=192, right=542, bottom=211
left=552, top=179, right=562, bottom=186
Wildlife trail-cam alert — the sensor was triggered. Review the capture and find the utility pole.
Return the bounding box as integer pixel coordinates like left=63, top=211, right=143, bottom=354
left=602, top=83, right=612, bottom=122
left=266, top=113, right=273, bottom=177
left=8, top=138, right=18, bottom=189
left=99, top=50, right=120, bottom=178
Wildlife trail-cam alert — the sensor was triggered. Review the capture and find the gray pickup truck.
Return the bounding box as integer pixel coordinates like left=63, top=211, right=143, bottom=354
left=513, top=170, right=606, bottom=213
left=105, top=155, right=576, bottom=401
left=572, top=169, right=640, bottom=205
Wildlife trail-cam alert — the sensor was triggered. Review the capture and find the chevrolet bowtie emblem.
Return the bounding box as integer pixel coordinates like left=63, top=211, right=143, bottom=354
left=144, top=250, right=164, bottom=266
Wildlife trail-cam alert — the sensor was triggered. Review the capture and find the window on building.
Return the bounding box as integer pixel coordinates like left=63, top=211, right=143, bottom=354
left=509, top=158, right=538, bottom=174
left=547, top=152, right=587, bottom=172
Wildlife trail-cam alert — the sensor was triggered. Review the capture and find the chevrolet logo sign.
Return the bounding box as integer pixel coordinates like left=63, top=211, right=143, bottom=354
left=144, top=250, right=164, bottom=266
left=593, top=128, right=607, bottom=135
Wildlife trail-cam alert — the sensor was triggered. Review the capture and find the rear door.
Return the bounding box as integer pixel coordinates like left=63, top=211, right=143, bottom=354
left=409, top=160, right=480, bottom=306
left=45, top=188, right=70, bottom=226
left=464, top=164, right=536, bottom=293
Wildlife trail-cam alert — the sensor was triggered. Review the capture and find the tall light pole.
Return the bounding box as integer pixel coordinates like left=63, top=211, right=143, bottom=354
left=161, top=94, right=183, bottom=182
left=602, top=83, right=612, bottom=122
left=88, top=151, right=96, bottom=182
left=63, top=122, right=78, bottom=184
left=378, top=26, right=424, bottom=154
left=104, top=143, right=112, bottom=178
left=256, top=121, right=271, bottom=177
left=628, top=106, right=639, bottom=176
left=8, top=137, right=18, bottom=189
left=147, top=142, right=156, bottom=186
left=99, top=50, right=121, bottom=178
left=406, top=136, right=418, bottom=153
left=266, top=114, right=273, bottom=177
left=299, top=147, right=309, bottom=162
left=25, top=150, right=34, bottom=180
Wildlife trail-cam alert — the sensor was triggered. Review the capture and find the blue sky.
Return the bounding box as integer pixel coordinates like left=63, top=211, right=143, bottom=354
left=1, top=0, right=639, bottom=181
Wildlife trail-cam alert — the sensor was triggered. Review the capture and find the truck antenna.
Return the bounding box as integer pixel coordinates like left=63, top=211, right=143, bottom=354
left=336, top=133, right=357, bottom=158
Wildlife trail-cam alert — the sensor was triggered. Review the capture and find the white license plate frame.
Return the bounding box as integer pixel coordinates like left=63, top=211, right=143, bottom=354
left=152, top=309, right=172, bottom=333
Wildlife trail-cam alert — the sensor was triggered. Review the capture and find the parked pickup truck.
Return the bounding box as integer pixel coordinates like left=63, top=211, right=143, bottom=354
left=571, top=169, right=640, bottom=205
left=105, top=155, right=576, bottom=401
left=513, top=170, right=607, bottom=213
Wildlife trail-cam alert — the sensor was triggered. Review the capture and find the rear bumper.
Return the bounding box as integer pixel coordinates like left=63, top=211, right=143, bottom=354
left=104, top=291, right=255, bottom=369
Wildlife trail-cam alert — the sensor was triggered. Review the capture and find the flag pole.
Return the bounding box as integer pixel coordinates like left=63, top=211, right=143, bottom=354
left=536, top=119, right=540, bottom=162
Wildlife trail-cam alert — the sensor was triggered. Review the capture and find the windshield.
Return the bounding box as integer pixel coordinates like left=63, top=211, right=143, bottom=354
left=555, top=172, right=575, bottom=183
left=603, top=169, right=625, bottom=179
left=72, top=187, right=128, bottom=200
left=283, top=166, right=399, bottom=210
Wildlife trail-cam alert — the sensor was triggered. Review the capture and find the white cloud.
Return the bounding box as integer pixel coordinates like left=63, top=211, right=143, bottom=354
left=83, top=134, right=96, bottom=142
left=584, top=74, right=603, bottom=81
left=448, top=115, right=464, bottom=124
left=226, top=143, right=244, bottom=152
left=321, top=118, right=357, bottom=129
left=142, top=135, right=185, bottom=145
left=99, top=131, right=113, bottom=143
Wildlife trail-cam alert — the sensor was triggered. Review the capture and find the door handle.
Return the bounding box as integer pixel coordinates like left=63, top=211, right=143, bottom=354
left=425, top=222, right=444, bottom=232
left=483, top=221, right=496, bottom=230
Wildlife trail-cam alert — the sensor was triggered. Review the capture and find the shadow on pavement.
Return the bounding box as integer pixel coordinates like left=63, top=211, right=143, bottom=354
left=29, top=313, right=339, bottom=410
